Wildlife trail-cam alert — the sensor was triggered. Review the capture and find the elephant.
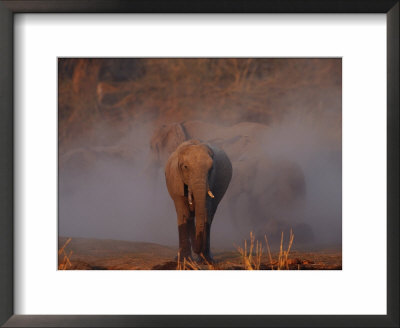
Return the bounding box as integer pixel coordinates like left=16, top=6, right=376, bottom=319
left=228, top=155, right=307, bottom=242
left=151, top=120, right=310, bottom=244
left=165, top=139, right=232, bottom=262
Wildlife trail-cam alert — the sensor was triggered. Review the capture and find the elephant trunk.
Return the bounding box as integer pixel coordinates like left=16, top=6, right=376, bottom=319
left=192, top=182, right=208, bottom=255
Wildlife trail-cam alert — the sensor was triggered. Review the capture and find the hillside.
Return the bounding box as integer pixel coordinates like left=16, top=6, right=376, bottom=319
left=58, top=58, right=341, bottom=153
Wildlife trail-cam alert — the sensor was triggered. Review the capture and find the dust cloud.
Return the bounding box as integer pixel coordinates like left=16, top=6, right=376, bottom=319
left=59, top=123, right=178, bottom=246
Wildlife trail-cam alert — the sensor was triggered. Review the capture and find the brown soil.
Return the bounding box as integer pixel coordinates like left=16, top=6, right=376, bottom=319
left=59, top=237, right=341, bottom=270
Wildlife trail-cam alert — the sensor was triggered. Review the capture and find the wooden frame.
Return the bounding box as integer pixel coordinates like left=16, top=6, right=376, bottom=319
left=0, top=1, right=398, bottom=327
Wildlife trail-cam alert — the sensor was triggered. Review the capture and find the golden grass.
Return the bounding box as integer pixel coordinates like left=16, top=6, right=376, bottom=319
left=264, top=229, right=295, bottom=270
left=174, top=229, right=295, bottom=270
left=58, top=238, right=73, bottom=270
left=176, top=252, right=208, bottom=270
left=236, top=229, right=295, bottom=270
left=236, top=232, right=263, bottom=270
left=176, top=252, right=196, bottom=270
left=264, top=234, right=274, bottom=270
left=176, top=230, right=295, bottom=270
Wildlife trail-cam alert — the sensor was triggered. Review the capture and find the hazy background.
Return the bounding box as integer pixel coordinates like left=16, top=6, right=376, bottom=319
left=58, top=58, right=341, bottom=250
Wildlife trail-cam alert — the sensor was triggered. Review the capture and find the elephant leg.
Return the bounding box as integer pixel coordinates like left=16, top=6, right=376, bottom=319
left=187, top=214, right=195, bottom=252
left=178, top=223, right=192, bottom=259
left=204, top=223, right=214, bottom=262
left=202, top=207, right=216, bottom=263
left=193, top=220, right=214, bottom=264
left=174, top=198, right=192, bottom=259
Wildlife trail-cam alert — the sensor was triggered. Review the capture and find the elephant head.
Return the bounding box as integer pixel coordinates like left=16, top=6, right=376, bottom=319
left=165, top=140, right=232, bottom=259
left=150, top=123, right=188, bottom=167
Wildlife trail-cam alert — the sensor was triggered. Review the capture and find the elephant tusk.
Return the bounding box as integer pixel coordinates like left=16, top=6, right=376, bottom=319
left=188, top=190, right=193, bottom=205
left=207, top=190, right=215, bottom=198
left=188, top=190, right=194, bottom=211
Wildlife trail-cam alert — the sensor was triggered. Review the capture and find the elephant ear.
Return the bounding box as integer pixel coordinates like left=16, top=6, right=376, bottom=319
left=204, top=143, right=216, bottom=181
left=205, top=143, right=233, bottom=201
left=165, top=150, right=184, bottom=197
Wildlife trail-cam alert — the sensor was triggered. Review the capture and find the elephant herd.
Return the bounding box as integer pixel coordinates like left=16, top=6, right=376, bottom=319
left=150, top=120, right=312, bottom=260
left=59, top=119, right=313, bottom=261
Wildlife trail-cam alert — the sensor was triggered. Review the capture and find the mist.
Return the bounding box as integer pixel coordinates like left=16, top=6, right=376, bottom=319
left=59, top=115, right=341, bottom=249
left=59, top=122, right=176, bottom=246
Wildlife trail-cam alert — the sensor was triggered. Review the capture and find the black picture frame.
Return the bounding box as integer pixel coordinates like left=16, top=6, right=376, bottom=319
left=0, top=1, right=398, bottom=327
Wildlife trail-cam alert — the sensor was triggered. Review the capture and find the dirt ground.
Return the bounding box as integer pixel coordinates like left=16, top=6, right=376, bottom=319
left=58, top=237, right=342, bottom=270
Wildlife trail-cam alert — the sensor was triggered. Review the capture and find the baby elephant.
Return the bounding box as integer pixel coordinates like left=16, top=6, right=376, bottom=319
left=165, top=140, right=232, bottom=263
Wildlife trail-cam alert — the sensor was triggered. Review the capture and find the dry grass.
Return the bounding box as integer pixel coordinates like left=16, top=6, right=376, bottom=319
left=176, top=252, right=217, bottom=270
left=264, top=234, right=274, bottom=270
left=236, top=232, right=263, bottom=270
left=236, top=230, right=295, bottom=270
left=176, top=229, right=295, bottom=270
left=265, top=229, right=295, bottom=270
left=58, top=238, right=73, bottom=270
left=176, top=252, right=201, bottom=270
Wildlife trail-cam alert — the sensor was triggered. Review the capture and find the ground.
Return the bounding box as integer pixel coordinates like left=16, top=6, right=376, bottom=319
left=59, top=237, right=342, bottom=270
